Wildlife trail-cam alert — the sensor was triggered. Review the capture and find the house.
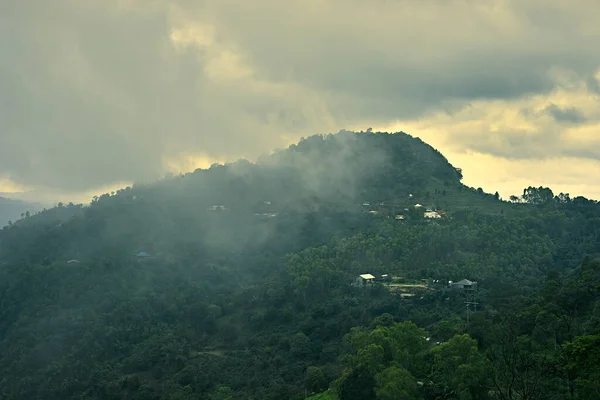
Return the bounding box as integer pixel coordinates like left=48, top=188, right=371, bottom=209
left=256, top=212, right=278, bottom=218
left=354, top=274, right=376, bottom=287
left=377, top=274, right=392, bottom=283
left=449, top=279, right=477, bottom=290
left=424, top=211, right=441, bottom=219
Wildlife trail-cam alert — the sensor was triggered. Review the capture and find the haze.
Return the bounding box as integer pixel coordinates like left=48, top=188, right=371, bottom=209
left=2, top=0, right=600, bottom=204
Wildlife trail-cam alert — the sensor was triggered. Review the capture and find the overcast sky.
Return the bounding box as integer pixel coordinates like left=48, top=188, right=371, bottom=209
left=2, top=0, right=600, bottom=204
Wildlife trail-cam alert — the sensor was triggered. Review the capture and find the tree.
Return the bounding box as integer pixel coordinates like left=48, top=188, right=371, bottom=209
left=337, top=366, right=376, bottom=400
left=290, top=332, right=312, bottom=358
left=487, top=323, right=556, bottom=400
left=306, top=366, right=328, bottom=394
left=431, top=316, right=464, bottom=342
left=209, top=385, right=234, bottom=400
left=371, top=313, right=395, bottom=329
left=375, top=366, right=421, bottom=400
left=356, top=344, right=385, bottom=372
left=563, top=335, right=600, bottom=399
left=522, top=186, right=554, bottom=205
left=555, top=192, right=571, bottom=204
left=429, top=334, right=492, bottom=399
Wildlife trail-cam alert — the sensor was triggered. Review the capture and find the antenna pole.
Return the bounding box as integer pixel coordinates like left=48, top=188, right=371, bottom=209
left=464, top=291, right=478, bottom=326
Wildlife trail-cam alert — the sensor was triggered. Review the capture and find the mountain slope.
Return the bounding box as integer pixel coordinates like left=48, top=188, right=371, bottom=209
left=0, top=131, right=599, bottom=400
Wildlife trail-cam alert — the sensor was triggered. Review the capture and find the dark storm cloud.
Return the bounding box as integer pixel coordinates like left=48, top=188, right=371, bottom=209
left=1, top=0, right=600, bottom=195
left=543, top=104, right=587, bottom=123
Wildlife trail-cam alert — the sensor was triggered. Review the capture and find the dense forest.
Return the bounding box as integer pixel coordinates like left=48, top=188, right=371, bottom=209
left=0, top=131, right=599, bottom=399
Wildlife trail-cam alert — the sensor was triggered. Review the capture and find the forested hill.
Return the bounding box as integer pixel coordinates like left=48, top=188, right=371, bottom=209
left=140, top=129, right=464, bottom=213
left=1, top=131, right=600, bottom=400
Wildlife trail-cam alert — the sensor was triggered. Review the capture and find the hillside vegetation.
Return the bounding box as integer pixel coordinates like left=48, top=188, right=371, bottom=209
left=0, top=131, right=599, bottom=400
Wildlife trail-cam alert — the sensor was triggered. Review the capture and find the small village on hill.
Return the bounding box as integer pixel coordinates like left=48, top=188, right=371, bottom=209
left=352, top=272, right=477, bottom=298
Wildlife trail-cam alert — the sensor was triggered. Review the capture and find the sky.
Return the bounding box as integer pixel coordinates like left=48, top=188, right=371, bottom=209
left=2, top=0, right=600, bottom=204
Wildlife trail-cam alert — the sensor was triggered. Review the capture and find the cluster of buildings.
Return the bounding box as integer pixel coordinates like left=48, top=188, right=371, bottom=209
left=362, top=199, right=447, bottom=221
left=353, top=273, right=478, bottom=292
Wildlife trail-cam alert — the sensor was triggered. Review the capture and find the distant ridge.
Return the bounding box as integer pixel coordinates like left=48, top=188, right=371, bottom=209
left=0, top=196, right=42, bottom=227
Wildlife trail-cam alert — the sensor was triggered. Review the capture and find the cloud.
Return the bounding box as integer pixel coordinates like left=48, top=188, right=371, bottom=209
left=2, top=0, right=600, bottom=200
left=543, top=104, right=587, bottom=123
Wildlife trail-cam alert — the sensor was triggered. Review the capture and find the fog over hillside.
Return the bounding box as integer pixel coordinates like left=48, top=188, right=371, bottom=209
left=3, top=1, right=600, bottom=398
left=1, top=131, right=599, bottom=399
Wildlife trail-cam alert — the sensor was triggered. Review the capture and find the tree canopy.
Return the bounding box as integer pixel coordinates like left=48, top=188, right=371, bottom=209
left=1, top=130, right=599, bottom=399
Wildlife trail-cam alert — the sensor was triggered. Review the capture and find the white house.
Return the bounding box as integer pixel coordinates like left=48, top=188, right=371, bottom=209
left=449, top=279, right=477, bottom=290
left=424, top=211, right=441, bottom=219
left=354, top=274, right=376, bottom=287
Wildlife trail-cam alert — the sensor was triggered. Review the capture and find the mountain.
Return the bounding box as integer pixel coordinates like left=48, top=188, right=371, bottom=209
left=0, top=131, right=599, bottom=400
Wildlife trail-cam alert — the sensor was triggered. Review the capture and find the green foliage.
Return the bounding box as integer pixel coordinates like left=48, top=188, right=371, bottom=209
left=307, top=389, right=338, bottom=400
left=306, top=366, right=329, bottom=394
left=375, top=366, right=421, bottom=400
left=428, top=334, right=492, bottom=399
left=431, top=315, right=463, bottom=342
left=337, top=366, right=377, bottom=400
left=1, top=131, right=600, bottom=399
left=563, top=335, right=600, bottom=399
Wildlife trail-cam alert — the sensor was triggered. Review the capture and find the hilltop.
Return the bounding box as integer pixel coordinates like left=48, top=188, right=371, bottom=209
left=0, top=131, right=599, bottom=400
left=137, top=130, right=522, bottom=218
left=145, top=130, right=466, bottom=210
left=0, top=130, right=515, bottom=267
left=1, top=130, right=514, bottom=233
